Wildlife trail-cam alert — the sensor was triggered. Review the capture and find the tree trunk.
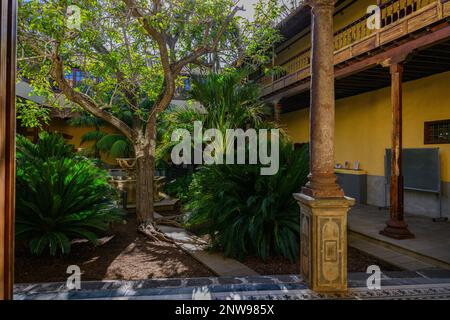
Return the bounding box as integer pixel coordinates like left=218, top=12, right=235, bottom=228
left=135, top=145, right=154, bottom=224
left=134, top=116, right=156, bottom=225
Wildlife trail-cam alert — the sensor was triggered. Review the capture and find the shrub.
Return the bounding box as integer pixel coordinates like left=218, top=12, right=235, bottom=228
left=185, top=141, right=309, bottom=263
left=164, top=174, right=195, bottom=205
left=16, top=133, right=124, bottom=256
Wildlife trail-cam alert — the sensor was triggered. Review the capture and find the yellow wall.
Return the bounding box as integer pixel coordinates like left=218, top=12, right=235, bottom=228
left=281, top=71, right=450, bottom=182
left=49, top=118, right=119, bottom=165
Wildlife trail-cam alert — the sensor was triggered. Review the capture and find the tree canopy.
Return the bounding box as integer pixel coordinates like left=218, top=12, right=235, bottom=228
left=18, top=0, right=283, bottom=132
left=18, top=0, right=284, bottom=224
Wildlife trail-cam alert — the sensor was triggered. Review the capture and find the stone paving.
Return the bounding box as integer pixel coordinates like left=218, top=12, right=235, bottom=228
left=158, top=225, right=258, bottom=276
left=349, top=205, right=450, bottom=268
left=349, top=232, right=437, bottom=271
left=14, top=270, right=450, bottom=300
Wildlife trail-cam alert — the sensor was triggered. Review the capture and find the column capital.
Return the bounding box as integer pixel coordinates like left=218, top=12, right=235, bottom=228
left=380, top=53, right=410, bottom=69
left=389, top=62, right=404, bottom=75
left=305, top=0, right=335, bottom=10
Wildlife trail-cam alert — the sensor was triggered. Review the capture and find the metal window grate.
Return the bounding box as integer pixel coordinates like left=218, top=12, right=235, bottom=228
left=424, top=119, right=450, bottom=144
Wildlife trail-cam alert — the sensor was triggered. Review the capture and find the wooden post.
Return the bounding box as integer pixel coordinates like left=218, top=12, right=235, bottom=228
left=0, top=0, right=17, bottom=300
left=273, top=100, right=281, bottom=126
left=380, top=62, right=414, bottom=239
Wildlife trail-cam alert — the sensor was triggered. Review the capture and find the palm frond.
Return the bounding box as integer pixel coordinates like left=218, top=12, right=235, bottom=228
left=80, top=130, right=106, bottom=144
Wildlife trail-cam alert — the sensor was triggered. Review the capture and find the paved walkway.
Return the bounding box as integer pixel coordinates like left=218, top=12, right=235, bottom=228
left=158, top=225, right=258, bottom=277
left=14, top=270, right=450, bottom=300
left=349, top=205, right=450, bottom=269
left=349, top=232, right=437, bottom=271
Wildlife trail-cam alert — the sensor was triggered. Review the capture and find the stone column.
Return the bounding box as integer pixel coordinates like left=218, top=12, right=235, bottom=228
left=302, top=0, right=343, bottom=199
left=380, top=62, right=414, bottom=239
left=294, top=0, right=354, bottom=293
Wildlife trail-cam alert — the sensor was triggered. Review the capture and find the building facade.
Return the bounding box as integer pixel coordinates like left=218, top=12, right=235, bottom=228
left=262, top=0, right=450, bottom=218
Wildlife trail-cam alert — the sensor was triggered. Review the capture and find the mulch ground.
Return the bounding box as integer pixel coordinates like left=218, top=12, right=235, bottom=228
left=243, top=246, right=402, bottom=275
left=15, top=215, right=401, bottom=283
left=15, top=215, right=214, bottom=283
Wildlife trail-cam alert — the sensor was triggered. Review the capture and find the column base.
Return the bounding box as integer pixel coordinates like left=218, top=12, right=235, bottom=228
left=302, top=176, right=345, bottom=199
left=380, top=219, right=415, bottom=240
left=294, top=193, right=355, bottom=293
left=302, top=185, right=345, bottom=199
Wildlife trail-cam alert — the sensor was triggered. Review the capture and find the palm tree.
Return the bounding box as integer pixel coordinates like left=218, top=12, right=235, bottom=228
left=189, top=70, right=269, bottom=131
left=157, top=70, right=272, bottom=163
left=68, top=114, right=106, bottom=158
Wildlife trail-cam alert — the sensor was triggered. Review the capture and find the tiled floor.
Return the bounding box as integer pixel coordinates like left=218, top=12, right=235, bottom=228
left=349, top=205, right=450, bottom=267
left=14, top=272, right=450, bottom=300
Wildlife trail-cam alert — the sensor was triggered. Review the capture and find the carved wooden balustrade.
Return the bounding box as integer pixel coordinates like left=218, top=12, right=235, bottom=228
left=263, top=0, right=444, bottom=97
left=276, top=48, right=311, bottom=81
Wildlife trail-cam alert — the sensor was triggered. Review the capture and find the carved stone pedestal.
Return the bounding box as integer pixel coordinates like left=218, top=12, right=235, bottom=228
left=294, top=193, right=355, bottom=293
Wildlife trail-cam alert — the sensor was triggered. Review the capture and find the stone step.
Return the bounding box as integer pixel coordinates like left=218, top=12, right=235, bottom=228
left=125, top=197, right=181, bottom=214
left=349, top=231, right=450, bottom=270
left=154, top=197, right=181, bottom=215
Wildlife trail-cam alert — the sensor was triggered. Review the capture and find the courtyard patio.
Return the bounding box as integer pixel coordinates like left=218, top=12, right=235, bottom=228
left=349, top=205, right=450, bottom=271
left=2, top=0, right=450, bottom=302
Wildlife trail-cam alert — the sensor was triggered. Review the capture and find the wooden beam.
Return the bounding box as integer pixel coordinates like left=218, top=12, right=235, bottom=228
left=0, top=0, right=17, bottom=300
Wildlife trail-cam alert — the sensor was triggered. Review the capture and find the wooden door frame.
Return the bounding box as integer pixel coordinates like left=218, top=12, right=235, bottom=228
left=0, top=0, right=17, bottom=300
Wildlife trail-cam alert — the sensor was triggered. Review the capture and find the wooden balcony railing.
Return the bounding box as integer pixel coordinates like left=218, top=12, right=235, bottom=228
left=269, top=0, right=440, bottom=88
left=276, top=48, right=311, bottom=80
left=260, top=75, right=273, bottom=86
left=335, top=0, right=436, bottom=50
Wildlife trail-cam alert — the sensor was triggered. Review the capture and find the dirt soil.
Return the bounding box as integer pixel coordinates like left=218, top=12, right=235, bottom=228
left=15, top=215, right=402, bottom=283
left=15, top=216, right=214, bottom=283
left=243, top=246, right=402, bottom=275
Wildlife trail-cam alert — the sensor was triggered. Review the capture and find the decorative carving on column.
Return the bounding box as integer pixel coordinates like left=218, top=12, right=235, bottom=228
left=302, top=0, right=344, bottom=199
left=380, top=61, right=415, bottom=239
left=295, top=194, right=354, bottom=292
left=294, top=0, right=354, bottom=294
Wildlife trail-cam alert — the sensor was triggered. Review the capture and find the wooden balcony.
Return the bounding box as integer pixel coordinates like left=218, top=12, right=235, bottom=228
left=262, top=0, right=450, bottom=99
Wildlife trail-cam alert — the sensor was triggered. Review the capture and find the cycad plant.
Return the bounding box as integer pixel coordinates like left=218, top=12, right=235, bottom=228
left=158, top=70, right=310, bottom=262
left=16, top=131, right=74, bottom=162
left=186, top=141, right=309, bottom=263
left=16, top=133, right=123, bottom=256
